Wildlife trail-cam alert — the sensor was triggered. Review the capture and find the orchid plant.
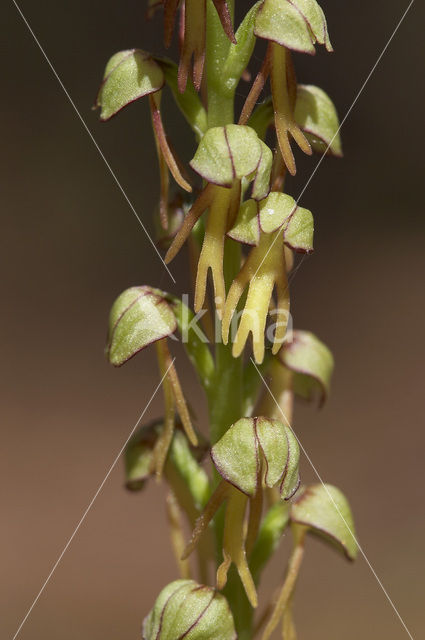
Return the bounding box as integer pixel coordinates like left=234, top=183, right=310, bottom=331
left=96, top=1, right=357, bottom=638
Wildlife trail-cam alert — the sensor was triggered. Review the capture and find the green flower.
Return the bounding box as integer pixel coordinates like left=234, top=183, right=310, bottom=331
left=95, top=49, right=191, bottom=229
left=106, top=286, right=197, bottom=475
left=165, top=125, right=272, bottom=317
left=241, top=0, right=334, bottom=175
left=224, top=192, right=313, bottom=363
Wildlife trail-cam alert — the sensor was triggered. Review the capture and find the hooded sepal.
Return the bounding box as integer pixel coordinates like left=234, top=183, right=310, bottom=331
left=279, top=329, right=334, bottom=406
left=254, top=0, right=332, bottom=54
left=227, top=198, right=261, bottom=246
left=290, top=484, right=358, bottom=560
left=189, top=125, right=270, bottom=195
left=106, top=286, right=177, bottom=366
left=295, top=84, right=342, bottom=156
left=211, top=417, right=300, bottom=499
left=95, top=49, right=164, bottom=120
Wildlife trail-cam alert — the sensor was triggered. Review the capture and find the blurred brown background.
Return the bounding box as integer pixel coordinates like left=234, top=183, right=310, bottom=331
left=1, top=0, right=424, bottom=638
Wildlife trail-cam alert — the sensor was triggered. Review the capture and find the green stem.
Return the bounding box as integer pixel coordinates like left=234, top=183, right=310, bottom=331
left=205, top=3, right=254, bottom=637
left=206, top=0, right=235, bottom=127
left=208, top=238, right=242, bottom=447
left=223, top=567, right=254, bottom=640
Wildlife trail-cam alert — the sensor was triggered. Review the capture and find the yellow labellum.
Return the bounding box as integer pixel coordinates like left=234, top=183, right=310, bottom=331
left=217, top=487, right=258, bottom=608
left=222, top=229, right=290, bottom=363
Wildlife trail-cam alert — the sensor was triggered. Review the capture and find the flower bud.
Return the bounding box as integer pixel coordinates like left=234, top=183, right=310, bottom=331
left=290, top=483, right=358, bottom=560
left=143, top=579, right=237, bottom=640
left=106, top=286, right=177, bottom=367
left=279, top=329, right=334, bottom=406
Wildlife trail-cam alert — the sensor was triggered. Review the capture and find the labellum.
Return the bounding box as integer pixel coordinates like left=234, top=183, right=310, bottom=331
left=163, top=0, right=236, bottom=92
left=224, top=192, right=314, bottom=363
left=223, top=229, right=291, bottom=363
